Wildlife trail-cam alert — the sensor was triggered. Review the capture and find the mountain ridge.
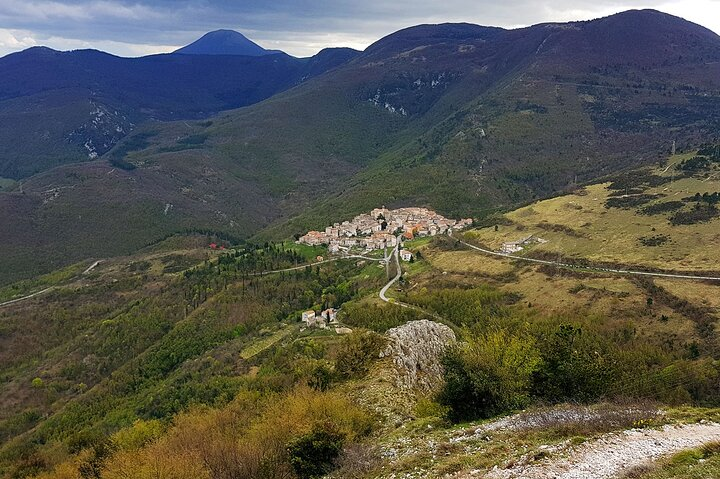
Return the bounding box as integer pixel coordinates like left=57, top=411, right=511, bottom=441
left=1, top=9, right=719, bottom=285
left=0, top=44, right=359, bottom=179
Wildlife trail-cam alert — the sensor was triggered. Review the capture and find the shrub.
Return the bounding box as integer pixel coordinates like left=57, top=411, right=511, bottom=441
left=669, top=204, right=719, bottom=225
left=111, top=420, right=164, bottom=451
left=307, top=363, right=333, bottom=392
left=286, top=422, right=345, bottom=479
left=101, top=388, right=374, bottom=479
left=334, top=331, right=386, bottom=379
left=439, top=329, right=541, bottom=422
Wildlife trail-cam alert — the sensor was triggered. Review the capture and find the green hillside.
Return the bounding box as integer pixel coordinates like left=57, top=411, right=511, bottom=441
left=2, top=185, right=720, bottom=477
left=2, top=10, right=720, bottom=285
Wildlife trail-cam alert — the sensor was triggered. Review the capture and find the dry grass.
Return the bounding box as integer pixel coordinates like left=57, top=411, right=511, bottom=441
left=428, top=250, right=515, bottom=276
left=468, top=166, right=720, bottom=272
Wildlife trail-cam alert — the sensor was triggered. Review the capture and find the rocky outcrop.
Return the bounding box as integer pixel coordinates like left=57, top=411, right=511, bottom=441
left=380, top=319, right=456, bottom=394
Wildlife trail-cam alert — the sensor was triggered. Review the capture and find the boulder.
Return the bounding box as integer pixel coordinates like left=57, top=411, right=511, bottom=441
left=381, top=319, right=456, bottom=393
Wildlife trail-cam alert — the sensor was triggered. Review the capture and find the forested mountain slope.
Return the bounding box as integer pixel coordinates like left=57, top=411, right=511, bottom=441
left=1, top=9, right=719, bottom=285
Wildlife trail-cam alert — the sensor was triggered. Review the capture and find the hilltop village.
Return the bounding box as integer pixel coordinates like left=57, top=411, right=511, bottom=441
left=298, top=207, right=473, bottom=252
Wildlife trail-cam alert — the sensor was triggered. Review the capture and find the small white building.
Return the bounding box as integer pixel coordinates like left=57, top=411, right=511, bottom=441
left=500, top=242, right=523, bottom=254
left=302, top=310, right=316, bottom=326
left=321, top=308, right=338, bottom=323
left=400, top=250, right=413, bottom=262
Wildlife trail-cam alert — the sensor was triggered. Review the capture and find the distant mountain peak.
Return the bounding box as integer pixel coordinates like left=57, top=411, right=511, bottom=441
left=174, top=29, right=284, bottom=56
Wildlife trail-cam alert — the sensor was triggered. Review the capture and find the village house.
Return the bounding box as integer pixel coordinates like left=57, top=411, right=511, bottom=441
left=302, top=310, right=316, bottom=327
left=321, top=308, right=338, bottom=323
left=500, top=242, right=524, bottom=254
left=499, top=235, right=547, bottom=254
left=298, top=231, right=326, bottom=246
left=400, top=250, right=413, bottom=262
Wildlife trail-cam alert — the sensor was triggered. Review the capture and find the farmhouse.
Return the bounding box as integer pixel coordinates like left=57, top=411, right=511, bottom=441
left=301, top=310, right=316, bottom=326
left=500, top=235, right=548, bottom=254
left=321, top=308, right=338, bottom=323
left=400, top=250, right=413, bottom=262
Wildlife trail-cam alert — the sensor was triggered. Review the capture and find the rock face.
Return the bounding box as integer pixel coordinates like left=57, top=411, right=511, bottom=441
left=381, top=320, right=456, bottom=393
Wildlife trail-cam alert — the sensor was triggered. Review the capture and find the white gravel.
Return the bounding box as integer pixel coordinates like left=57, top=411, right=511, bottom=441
left=482, top=421, right=720, bottom=479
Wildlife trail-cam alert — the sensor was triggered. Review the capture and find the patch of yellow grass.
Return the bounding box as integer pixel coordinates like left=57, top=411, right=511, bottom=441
left=655, top=279, right=720, bottom=313
left=428, top=251, right=515, bottom=276
left=469, top=175, right=720, bottom=271
left=239, top=325, right=294, bottom=360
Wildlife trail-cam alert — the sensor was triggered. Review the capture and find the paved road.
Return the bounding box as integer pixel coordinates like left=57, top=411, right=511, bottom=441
left=247, top=254, right=385, bottom=277
left=0, top=259, right=104, bottom=309
left=459, top=240, right=720, bottom=282
left=377, top=238, right=446, bottom=321
left=0, top=287, right=56, bottom=308
left=379, top=239, right=402, bottom=302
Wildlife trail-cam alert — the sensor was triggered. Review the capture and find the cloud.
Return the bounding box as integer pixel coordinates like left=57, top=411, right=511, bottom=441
left=0, top=0, right=718, bottom=58
left=0, top=29, right=37, bottom=56
left=0, top=0, right=163, bottom=21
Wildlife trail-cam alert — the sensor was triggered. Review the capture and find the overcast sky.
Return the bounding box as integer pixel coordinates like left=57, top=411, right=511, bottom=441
left=1, top=0, right=719, bottom=58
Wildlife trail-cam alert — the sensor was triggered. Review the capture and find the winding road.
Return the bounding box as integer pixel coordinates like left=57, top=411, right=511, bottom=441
left=458, top=240, right=720, bottom=282
left=377, top=237, right=446, bottom=321
left=379, top=238, right=402, bottom=302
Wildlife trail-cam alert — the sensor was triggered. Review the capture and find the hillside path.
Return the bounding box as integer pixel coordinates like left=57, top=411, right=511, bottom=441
left=482, top=422, right=720, bottom=479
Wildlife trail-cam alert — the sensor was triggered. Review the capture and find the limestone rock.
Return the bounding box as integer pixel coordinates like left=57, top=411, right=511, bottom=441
left=381, top=319, right=456, bottom=394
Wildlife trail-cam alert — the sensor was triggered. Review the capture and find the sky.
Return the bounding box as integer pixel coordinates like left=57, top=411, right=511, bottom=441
left=0, top=0, right=719, bottom=58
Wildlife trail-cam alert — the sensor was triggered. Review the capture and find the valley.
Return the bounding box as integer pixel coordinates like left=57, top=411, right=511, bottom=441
left=2, top=7, right=720, bottom=479
left=2, top=148, right=720, bottom=477
left=4, top=9, right=720, bottom=287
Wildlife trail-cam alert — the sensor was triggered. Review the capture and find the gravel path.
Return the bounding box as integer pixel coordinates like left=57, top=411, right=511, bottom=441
left=482, top=422, right=720, bottom=479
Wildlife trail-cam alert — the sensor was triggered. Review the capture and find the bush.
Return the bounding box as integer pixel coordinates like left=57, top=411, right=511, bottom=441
left=439, top=330, right=541, bottom=422
left=669, top=204, right=720, bottom=225
left=307, top=363, right=333, bottom=392
left=334, top=331, right=386, bottom=379
left=100, top=388, right=374, bottom=479
left=111, top=420, right=164, bottom=451
left=287, top=422, right=345, bottom=479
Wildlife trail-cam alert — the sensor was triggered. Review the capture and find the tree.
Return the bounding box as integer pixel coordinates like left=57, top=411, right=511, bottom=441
left=532, top=324, right=615, bottom=402
left=308, top=363, right=333, bottom=392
